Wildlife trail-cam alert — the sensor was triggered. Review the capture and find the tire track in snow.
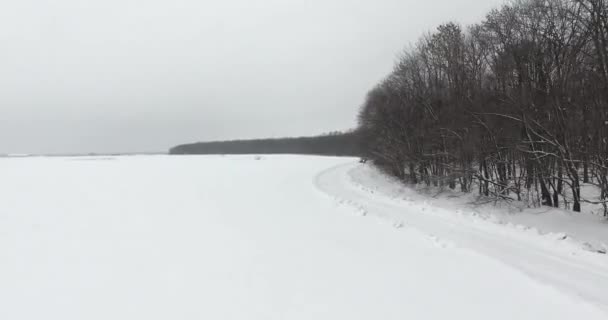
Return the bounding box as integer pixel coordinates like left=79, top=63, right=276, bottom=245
left=314, top=161, right=608, bottom=313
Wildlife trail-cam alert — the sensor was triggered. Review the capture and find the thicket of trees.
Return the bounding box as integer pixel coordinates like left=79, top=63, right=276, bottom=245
left=358, top=0, right=608, bottom=215
left=170, top=132, right=361, bottom=156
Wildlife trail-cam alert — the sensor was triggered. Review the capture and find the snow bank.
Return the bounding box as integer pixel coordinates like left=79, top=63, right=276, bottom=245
left=349, top=163, right=608, bottom=253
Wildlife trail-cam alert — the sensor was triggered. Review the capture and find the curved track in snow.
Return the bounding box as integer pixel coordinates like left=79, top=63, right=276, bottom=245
left=315, top=161, right=608, bottom=313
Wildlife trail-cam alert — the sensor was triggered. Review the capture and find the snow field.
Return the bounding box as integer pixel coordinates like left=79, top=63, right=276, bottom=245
left=0, top=155, right=606, bottom=319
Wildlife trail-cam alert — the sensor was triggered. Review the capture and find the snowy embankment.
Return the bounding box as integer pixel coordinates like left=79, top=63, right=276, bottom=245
left=1, top=155, right=607, bottom=319
left=347, top=163, right=608, bottom=252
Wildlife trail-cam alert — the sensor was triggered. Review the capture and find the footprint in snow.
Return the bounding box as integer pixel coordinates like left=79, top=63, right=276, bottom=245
left=392, top=221, right=405, bottom=229
left=428, top=235, right=454, bottom=249
left=582, top=242, right=607, bottom=254
left=357, top=207, right=368, bottom=217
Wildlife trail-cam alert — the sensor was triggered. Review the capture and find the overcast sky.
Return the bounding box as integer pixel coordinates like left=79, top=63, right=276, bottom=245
left=0, top=0, right=504, bottom=154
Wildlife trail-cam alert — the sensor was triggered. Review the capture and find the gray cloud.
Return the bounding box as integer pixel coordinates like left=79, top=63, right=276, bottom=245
left=0, top=0, right=504, bottom=154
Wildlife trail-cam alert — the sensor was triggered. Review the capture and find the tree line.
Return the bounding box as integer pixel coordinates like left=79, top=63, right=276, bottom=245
left=170, top=132, right=361, bottom=157
left=358, top=0, right=608, bottom=215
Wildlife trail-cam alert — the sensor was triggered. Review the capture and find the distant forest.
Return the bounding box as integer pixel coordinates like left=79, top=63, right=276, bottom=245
left=357, top=0, right=608, bottom=215
left=169, top=132, right=361, bottom=156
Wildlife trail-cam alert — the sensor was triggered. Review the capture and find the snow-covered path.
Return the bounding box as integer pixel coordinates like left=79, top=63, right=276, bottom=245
left=315, top=161, right=608, bottom=313
left=1, top=155, right=606, bottom=319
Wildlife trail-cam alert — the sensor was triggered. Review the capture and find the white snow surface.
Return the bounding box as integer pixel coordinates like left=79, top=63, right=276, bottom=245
left=1, top=155, right=607, bottom=319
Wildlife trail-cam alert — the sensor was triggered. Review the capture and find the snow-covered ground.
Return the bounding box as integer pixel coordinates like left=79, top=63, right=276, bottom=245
left=1, top=155, right=607, bottom=319
left=346, top=164, right=608, bottom=251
